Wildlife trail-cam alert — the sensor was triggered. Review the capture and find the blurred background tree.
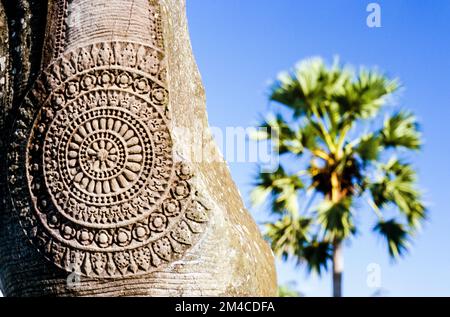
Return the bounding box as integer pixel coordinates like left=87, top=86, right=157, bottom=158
left=278, top=281, right=304, bottom=297
left=252, top=57, right=427, bottom=297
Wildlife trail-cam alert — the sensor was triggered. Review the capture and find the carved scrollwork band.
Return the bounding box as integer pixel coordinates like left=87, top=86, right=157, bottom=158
left=7, top=33, right=210, bottom=276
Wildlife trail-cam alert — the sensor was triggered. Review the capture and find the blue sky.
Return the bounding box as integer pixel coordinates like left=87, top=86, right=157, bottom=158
left=187, top=0, right=450, bottom=296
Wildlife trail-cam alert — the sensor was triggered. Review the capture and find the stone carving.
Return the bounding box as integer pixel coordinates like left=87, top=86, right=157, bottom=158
left=53, top=0, right=69, bottom=60
left=7, top=9, right=210, bottom=277
left=0, top=0, right=277, bottom=297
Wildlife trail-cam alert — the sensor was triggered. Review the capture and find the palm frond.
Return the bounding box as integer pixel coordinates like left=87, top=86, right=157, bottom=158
left=355, top=133, right=381, bottom=162
left=317, top=198, right=355, bottom=240
left=302, top=240, right=333, bottom=276
left=270, top=70, right=309, bottom=118
left=335, top=70, right=399, bottom=120
left=369, top=158, right=427, bottom=228
left=251, top=166, right=304, bottom=214
left=254, top=114, right=305, bottom=155
left=265, top=216, right=312, bottom=261
left=380, top=111, right=422, bottom=150
left=270, top=57, right=351, bottom=119
left=298, top=121, right=321, bottom=151
left=374, top=219, right=410, bottom=258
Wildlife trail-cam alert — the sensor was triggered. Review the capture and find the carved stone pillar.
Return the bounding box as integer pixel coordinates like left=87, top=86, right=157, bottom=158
left=0, top=0, right=276, bottom=296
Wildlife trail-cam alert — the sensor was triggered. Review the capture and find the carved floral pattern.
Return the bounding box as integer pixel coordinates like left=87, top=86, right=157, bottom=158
left=7, top=7, right=210, bottom=278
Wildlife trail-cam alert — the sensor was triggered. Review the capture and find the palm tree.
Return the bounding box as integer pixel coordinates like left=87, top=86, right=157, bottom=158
left=252, top=57, right=427, bottom=297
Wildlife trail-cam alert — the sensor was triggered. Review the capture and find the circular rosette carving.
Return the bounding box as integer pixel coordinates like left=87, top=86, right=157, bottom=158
left=7, top=41, right=210, bottom=278
left=46, top=106, right=155, bottom=212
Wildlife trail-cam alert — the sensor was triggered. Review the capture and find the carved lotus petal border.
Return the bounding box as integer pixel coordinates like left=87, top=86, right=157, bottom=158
left=7, top=40, right=210, bottom=278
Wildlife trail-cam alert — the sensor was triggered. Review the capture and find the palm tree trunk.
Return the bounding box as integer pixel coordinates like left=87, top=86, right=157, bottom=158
left=332, top=240, right=343, bottom=297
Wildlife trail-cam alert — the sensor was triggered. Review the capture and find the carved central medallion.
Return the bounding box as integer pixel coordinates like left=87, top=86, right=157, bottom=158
left=47, top=104, right=157, bottom=218
left=8, top=38, right=210, bottom=277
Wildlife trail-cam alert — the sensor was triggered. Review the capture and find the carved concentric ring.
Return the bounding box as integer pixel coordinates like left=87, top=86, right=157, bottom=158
left=8, top=39, right=210, bottom=278
left=47, top=105, right=154, bottom=209
left=78, top=131, right=127, bottom=181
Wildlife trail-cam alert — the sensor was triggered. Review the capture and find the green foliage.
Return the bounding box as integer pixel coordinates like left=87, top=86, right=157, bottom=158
left=335, top=69, right=399, bottom=120
left=374, top=220, right=410, bottom=258
left=252, top=57, right=427, bottom=276
left=265, top=216, right=311, bottom=261
left=302, top=240, right=333, bottom=275
left=356, top=134, right=381, bottom=162
left=381, top=111, right=422, bottom=150
left=265, top=216, right=333, bottom=276
left=369, top=158, right=427, bottom=229
left=252, top=166, right=304, bottom=214
left=278, top=284, right=303, bottom=297
left=317, top=198, right=355, bottom=241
